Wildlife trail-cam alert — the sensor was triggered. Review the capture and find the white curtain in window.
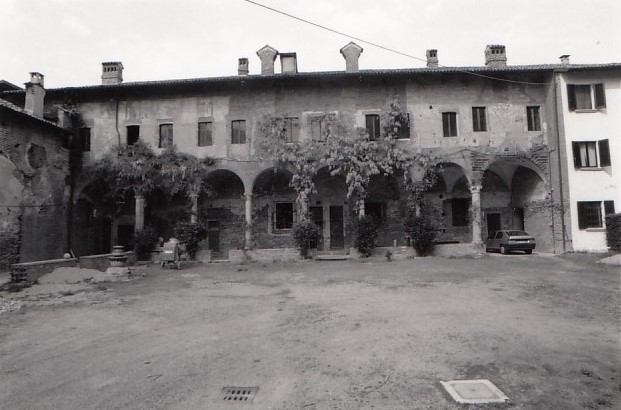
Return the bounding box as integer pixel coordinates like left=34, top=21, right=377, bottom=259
left=579, top=143, right=597, bottom=167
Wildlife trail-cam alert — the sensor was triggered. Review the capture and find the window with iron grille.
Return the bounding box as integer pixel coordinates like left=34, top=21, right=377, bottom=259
left=365, top=114, right=381, bottom=140
left=526, top=106, right=541, bottom=131
left=577, top=201, right=603, bottom=229
left=158, top=124, right=173, bottom=148
left=198, top=122, right=213, bottom=146
left=567, top=83, right=606, bottom=110
left=472, top=107, right=487, bottom=132
left=275, top=202, right=294, bottom=230
left=442, top=112, right=458, bottom=137
left=231, top=120, right=246, bottom=144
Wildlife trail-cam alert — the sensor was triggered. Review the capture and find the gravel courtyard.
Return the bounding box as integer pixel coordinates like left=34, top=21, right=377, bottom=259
left=1, top=253, right=619, bottom=409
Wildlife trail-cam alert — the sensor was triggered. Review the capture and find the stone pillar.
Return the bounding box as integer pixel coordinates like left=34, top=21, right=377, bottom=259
left=134, top=194, right=145, bottom=233
left=358, top=200, right=365, bottom=218
left=470, top=185, right=482, bottom=244
left=190, top=192, right=199, bottom=223
left=244, top=193, right=253, bottom=249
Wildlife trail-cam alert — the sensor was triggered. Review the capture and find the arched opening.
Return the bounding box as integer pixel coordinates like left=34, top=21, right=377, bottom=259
left=422, top=163, right=472, bottom=243
left=72, top=179, right=117, bottom=255
left=252, top=168, right=296, bottom=248
left=482, top=159, right=551, bottom=251
left=198, top=169, right=245, bottom=258
left=310, top=167, right=349, bottom=250
left=365, top=173, right=407, bottom=246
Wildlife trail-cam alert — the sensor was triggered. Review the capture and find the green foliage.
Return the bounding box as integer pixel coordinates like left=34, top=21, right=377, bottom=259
left=132, top=226, right=160, bottom=261
left=173, top=222, right=207, bottom=259
left=405, top=211, right=437, bottom=257
left=292, top=220, right=320, bottom=258
left=605, top=213, right=621, bottom=252
left=354, top=215, right=378, bottom=257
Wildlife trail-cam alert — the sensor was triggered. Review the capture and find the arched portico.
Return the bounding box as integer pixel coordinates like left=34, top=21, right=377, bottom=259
left=309, top=167, right=349, bottom=250
left=198, top=169, right=246, bottom=258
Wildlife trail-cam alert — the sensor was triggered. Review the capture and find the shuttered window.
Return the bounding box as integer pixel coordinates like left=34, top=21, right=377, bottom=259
left=159, top=124, right=173, bottom=148
left=567, top=83, right=606, bottom=110
left=198, top=122, right=213, bottom=146
left=472, top=107, right=487, bottom=132
left=231, top=120, right=246, bottom=144
left=526, top=106, right=541, bottom=131
left=571, top=139, right=611, bottom=168
left=365, top=114, right=381, bottom=140
left=284, top=117, right=300, bottom=143
left=442, top=112, right=457, bottom=137
left=577, top=201, right=602, bottom=229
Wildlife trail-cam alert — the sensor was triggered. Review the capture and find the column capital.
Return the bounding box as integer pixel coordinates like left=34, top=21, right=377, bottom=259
left=469, top=185, right=482, bottom=194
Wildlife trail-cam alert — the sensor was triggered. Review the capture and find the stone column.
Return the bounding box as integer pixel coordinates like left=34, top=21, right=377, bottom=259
left=470, top=185, right=482, bottom=244
left=358, top=199, right=365, bottom=218
left=134, top=194, right=145, bottom=233
left=244, top=193, right=253, bottom=249
left=190, top=192, right=199, bottom=224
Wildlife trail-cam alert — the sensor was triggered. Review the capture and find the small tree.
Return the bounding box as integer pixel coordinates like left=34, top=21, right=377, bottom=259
left=132, top=225, right=160, bottom=261
left=354, top=215, right=378, bottom=257
left=405, top=212, right=437, bottom=256
left=174, top=222, right=207, bottom=259
left=292, top=220, right=320, bottom=258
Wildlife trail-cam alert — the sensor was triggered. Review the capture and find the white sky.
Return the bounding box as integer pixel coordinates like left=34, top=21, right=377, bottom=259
left=1, top=0, right=620, bottom=89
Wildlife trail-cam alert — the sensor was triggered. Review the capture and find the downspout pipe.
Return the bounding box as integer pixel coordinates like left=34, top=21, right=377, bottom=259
left=552, top=71, right=568, bottom=252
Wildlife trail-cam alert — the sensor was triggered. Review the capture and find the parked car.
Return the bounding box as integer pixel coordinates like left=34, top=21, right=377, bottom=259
left=486, top=230, right=536, bottom=254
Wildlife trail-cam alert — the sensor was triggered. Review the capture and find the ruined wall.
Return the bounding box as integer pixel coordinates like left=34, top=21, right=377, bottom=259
left=0, top=109, right=69, bottom=266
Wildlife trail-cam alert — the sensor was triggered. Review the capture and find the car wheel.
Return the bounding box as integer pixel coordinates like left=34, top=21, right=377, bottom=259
left=500, top=245, right=507, bottom=255
left=525, top=249, right=532, bottom=255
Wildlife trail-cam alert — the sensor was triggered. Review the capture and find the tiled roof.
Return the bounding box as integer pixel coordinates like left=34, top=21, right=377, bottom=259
left=0, top=98, right=67, bottom=131
left=1, top=63, right=619, bottom=95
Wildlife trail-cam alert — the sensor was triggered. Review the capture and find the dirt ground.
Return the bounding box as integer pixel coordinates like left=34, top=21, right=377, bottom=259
left=0, top=253, right=619, bottom=410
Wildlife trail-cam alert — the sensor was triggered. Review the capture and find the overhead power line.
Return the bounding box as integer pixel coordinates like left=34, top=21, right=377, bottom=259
left=241, top=0, right=550, bottom=86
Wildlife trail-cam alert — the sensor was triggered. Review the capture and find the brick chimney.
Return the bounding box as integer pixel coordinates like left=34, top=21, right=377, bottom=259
left=426, top=49, right=438, bottom=68
left=238, top=58, right=249, bottom=75
left=559, top=54, right=571, bottom=65
left=484, top=45, right=507, bottom=67
left=280, top=53, right=298, bottom=74
left=101, top=61, right=124, bottom=85
left=256, top=45, right=278, bottom=75
left=24, top=72, right=45, bottom=118
left=340, top=42, right=363, bottom=72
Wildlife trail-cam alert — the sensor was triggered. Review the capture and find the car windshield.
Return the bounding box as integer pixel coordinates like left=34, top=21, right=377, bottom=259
left=507, top=230, right=529, bottom=236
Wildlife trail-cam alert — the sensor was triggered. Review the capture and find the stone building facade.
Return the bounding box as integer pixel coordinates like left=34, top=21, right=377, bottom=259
left=2, top=44, right=618, bottom=258
left=0, top=74, right=70, bottom=268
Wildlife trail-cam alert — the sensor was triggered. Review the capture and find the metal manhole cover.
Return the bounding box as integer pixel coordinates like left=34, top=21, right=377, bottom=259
left=440, top=379, right=509, bottom=404
left=222, top=386, right=259, bottom=403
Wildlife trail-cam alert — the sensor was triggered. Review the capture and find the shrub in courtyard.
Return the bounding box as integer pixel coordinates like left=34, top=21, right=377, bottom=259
left=605, top=213, right=621, bottom=252
left=405, top=212, right=437, bottom=256
left=354, top=215, right=378, bottom=257
left=132, top=226, right=160, bottom=261
left=173, top=222, right=207, bottom=259
left=292, top=220, right=320, bottom=258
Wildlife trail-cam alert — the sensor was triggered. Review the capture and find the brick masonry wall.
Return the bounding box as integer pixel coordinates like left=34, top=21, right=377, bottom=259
left=0, top=109, right=69, bottom=266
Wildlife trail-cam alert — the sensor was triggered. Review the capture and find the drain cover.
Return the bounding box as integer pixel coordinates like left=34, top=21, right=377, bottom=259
left=222, top=387, right=259, bottom=403
left=440, top=379, right=509, bottom=404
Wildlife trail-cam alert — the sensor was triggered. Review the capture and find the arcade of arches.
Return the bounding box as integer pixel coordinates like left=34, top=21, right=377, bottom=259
left=71, top=158, right=554, bottom=258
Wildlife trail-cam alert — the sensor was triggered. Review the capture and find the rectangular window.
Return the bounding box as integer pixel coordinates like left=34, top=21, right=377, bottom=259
left=78, top=127, right=91, bottom=152
left=527, top=106, right=541, bottom=131
left=275, top=202, right=294, bottom=230
left=284, top=117, right=300, bottom=143
left=365, top=114, right=381, bottom=140
left=231, top=120, right=246, bottom=144
left=158, top=124, right=173, bottom=148
left=472, top=107, right=487, bottom=132
left=310, top=117, right=324, bottom=141
left=198, top=122, right=213, bottom=146
left=451, top=198, right=470, bottom=227
left=126, top=125, right=139, bottom=146
left=577, top=201, right=603, bottom=229
left=571, top=139, right=611, bottom=168
left=568, top=83, right=606, bottom=110
left=442, top=112, right=458, bottom=137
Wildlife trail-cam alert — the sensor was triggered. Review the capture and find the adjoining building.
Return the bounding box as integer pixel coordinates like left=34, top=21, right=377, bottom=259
left=1, top=44, right=619, bottom=260
left=0, top=73, right=70, bottom=269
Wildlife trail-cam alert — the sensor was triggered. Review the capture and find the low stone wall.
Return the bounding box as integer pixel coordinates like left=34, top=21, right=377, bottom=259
left=229, top=248, right=301, bottom=264
left=78, top=251, right=136, bottom=271
left=11, top=258, right=79, bottom=283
